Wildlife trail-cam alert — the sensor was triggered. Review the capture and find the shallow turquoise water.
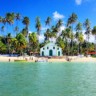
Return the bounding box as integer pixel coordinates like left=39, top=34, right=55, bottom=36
left=0, top=62, right=96, bottom=96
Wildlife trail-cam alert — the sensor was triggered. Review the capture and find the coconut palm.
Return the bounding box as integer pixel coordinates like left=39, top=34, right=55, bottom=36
left=5, top=13, right=15, bottom=36
left=15, top=13, right=21, bottom=25
left=67, top=13, right=78, bottom=27
left=75, top=22, right=82, bottom=54
left=0, top=41, right=7, bottom=53
left=29, top=32, right=39, bottom=52
left=6, top=33, right=12, bottom=54
left=11, top=38, right=18, bottom=52
left=11, top=13, right=15, bottom=24
left=15, top=13, right=21, bottom=35
left=83, top=19, right=91, bottom=54
left=92, top=26, right=96, bottom=52
left=6, top=13, right=15, bottom=25
left=1, top=26, right=5, bottom=36
left=67, top=13, right=78, bottom=55
left=78, top=32, right=84, bottom=54
left=63, top=28, right=72, bottom=55
left=56, top=37, right=65, bottom=54
left=51, top=25, right=58, bottom=33
left=35, top=17, right=41, bottom=35
left=22, top=17, right=30, bottom=28
left=21, top=28, right=27, bottom=37
left=44, top=29, right=51, bottom=41
left=14, top=26, right=19, bottom=36
left=22, top=16, right=30, bottom=40
left=16, top=33, right=27, bottom=55
left=2, top=18, right=6, bottom=25
left=56, top=19, right=63, bottom=31
left=75, top=22, right=82, bottom=32
left=75, top=32, right=84, bottom=54
left=45, top=17, right=51, bottom=26
left=61, top=30, right=68, bottom=55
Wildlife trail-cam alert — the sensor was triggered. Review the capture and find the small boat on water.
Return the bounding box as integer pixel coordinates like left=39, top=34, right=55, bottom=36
left=14, top=60, right=27, bottom=62
left=35, top=59, right=48, bottom=62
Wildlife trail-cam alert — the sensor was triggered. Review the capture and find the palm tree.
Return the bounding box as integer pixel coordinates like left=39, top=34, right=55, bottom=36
left=61, top=30, right=68, bottom=55
left=22, top=16, right=30, bottom=29
left=35, top=17, right=41, bottom=36
left=6, top=13, right=15, bottom=25
left=75, top=32, right=84, bottom=54
left=78, top=32, right=84, bottom=54
left=22, top=16, right=30, bottom=39
left=67, top=13, right=78, bottom=55
left=14, top=26, right=19, bottom=36
left=51, top=25, right=58, bottom=33
left=6, top=33, right=12, bottom=54
left=75, top=22, right=82, bottom=32
left=21, top=28, right=27, bottom=37
left=67, top=13, right=78, bottom=27
left=11, top=38, right=18, bottom=53
left=0, top=41, right=7, bottom=53
left=15, top=13, right=21, bottom=35
left=1, top=26, right=5, bottom=36
left=56, top=37, right=65, bottom=55
left=56, top=19, right=63, bottom=31
left=15, top=13, right=21, bottom=25
left=92, top=26, right=96, bottom=52
left=62, top=28, right=72, bottom=55
left=61, top=30, right=67, bottom=39
left=45, top=17, right=51, bottom=26
left=16, top=33, right=27, bottom=55
left=83, top=19, right=91, bottom=54
left=75, top=22, right=82, bottom=54
left=29, top=32, right=39, bottom=52
left=44, top=29, right=51, bottom=41
left=5, top=13, right=15, bottom=36
left=11, top=13, right=15, bottom=24
left=2, top=18, right=6, bottom=26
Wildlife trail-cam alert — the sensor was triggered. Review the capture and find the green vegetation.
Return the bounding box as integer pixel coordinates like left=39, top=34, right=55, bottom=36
left=0, top=12, right=96, bottom=56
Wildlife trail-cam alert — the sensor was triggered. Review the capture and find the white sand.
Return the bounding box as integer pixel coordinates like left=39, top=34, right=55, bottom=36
left=0, top=56, right=96, bottom=62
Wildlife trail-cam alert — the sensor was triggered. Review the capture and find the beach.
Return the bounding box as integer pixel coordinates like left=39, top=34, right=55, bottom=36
left=0, top=56, right=96, bottom=62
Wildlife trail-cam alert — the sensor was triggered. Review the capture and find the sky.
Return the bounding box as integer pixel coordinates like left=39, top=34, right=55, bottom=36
left=0, top=0, right=96, bottom=42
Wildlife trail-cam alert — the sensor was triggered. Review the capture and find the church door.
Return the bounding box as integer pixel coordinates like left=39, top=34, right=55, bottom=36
left=49, top=50, right=53, bottom=56
left=58, top=51, right=60, bottom=56
left=42, top=51, right=44, bottom=56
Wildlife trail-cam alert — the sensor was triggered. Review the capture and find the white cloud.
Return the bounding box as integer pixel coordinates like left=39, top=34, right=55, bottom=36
left=28, top=31, right=32, bottom=33
left=75, top=0, right=82, bottom=5
left=57, top=25, right=66, bottom=37
left=84, top=34, right=95, bottom=43
left=53, top=11, right=64, bottom=20
left=41, top=27, right=48, bottom=31
left=39, top=34, right=45, bottom=42
left=75, top=0, right=94, bottom=5
left=60, top=25, right=66, bottom=31
left=82, top=30, right=94, bottom=43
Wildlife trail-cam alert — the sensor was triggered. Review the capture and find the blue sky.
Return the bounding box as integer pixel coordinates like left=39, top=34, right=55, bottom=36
left=0, top=0, right=96, bottom=34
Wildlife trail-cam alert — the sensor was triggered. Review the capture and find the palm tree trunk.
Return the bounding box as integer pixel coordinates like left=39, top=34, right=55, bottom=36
left=71, top=25, right=74, bottom=56
left=87, top=34, right=90, bottom=55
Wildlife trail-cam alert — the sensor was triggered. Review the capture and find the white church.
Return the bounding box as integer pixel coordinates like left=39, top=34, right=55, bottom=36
left=40, top=42, right=62, bottom=56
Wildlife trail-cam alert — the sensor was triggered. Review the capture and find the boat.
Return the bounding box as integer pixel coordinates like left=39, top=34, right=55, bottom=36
left=35, top=59, right=48, bottom=62
left=14, top=60, right=27, bottom=62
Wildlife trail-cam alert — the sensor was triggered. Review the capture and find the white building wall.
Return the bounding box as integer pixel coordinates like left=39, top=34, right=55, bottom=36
left=40, top=42, right=62, bottom=56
